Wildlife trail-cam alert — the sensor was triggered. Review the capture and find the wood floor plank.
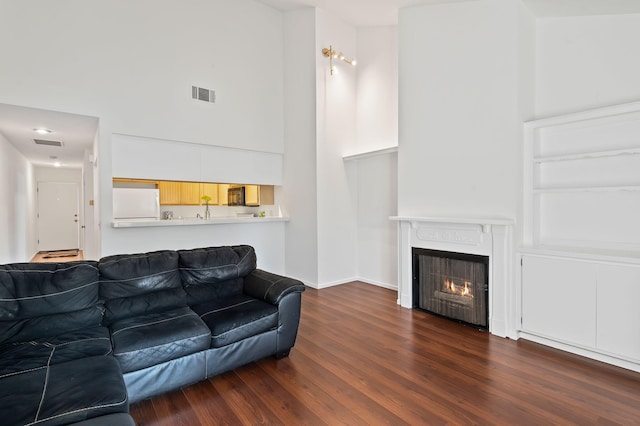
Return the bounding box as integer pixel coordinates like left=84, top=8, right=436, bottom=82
left=183, top=378, right=239, bottom=425
left=252, top=355, right=372, bottom=425
left=209, top=370, right=281, bottom=424
left=150, top=388, right=203, bottom=426
left=131, top=282, right=640, bottom=425
left=234, top=362, right=327, bottom=425
left=128, top=398, right=158, bottom=426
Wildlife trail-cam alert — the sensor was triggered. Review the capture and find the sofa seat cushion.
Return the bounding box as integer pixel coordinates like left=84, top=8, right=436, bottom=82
left=110, top=307, right=210, bottom=373
left=191, top=295, right=278, bottom=348
left=0, top=355, right=128, bottom=426
left=0, top=326, right=112, bottom=379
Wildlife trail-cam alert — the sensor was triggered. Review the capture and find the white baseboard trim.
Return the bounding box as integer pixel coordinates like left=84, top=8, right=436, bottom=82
left=316, top=277, right=359, bottom=289
left=518, top=331, right=640, bottom=374
left=300, top=277, right=397, bottom=291
left=355, top=277, right=397, bottom=291
left=296, top=277, right=398, bottom=291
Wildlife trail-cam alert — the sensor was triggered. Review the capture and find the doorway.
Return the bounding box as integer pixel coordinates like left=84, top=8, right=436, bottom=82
left=37, top=181, right=80, bottom=251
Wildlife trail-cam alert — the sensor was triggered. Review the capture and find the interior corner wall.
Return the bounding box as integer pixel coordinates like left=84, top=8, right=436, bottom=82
left=398, top=0, right=520, bottom=219
left=283, top=8, right=319, bottom=285
left=0, top=133, right=36, bottom=263
left=535, top=13, right=640, bottom=118
left=315, top=9, right=358, bottom=286
left=353, top=26, right=399, bottom=289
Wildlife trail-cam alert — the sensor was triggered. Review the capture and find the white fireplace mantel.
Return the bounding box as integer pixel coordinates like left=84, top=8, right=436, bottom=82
left=391, top=216, right=516, bottom=339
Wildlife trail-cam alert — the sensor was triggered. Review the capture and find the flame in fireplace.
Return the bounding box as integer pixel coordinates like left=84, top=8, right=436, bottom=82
left=444, top=279, right=473, bottom=298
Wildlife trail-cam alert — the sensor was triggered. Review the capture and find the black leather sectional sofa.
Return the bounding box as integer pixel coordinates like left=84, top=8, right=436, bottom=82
left=0, top=245, right=305, bottom=426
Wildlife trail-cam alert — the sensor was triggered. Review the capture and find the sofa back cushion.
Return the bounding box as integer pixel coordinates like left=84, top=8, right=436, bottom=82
left=0, top=261, right=102, bottom=343
left=178, top=245, right=256, bottom=305
left=99, top=250, right=185, bottom=324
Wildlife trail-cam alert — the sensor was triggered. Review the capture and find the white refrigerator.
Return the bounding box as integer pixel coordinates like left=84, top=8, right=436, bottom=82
left=112, top=188, right=160, bottom=219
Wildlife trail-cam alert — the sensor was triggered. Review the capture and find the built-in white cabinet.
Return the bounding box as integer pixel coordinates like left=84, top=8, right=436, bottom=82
left=524, top=104, right=640, bottom=253
left=521, top=256, right=596, bottom=348
left=595, top=264, right=640, bottom=361
left=521, top=254, right=640, bottom=363
left=520, top=102, right=640, bottom=372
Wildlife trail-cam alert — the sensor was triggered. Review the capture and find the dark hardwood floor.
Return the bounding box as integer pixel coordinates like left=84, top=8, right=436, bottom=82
left=130, top=282, right=640, bottom=425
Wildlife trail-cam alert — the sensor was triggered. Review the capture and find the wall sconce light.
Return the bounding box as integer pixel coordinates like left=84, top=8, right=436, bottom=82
left=322, top=45, right=356, bottom=75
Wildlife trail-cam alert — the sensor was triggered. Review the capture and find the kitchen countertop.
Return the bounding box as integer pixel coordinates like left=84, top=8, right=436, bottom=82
left=111, top=216, right=289, bottom=228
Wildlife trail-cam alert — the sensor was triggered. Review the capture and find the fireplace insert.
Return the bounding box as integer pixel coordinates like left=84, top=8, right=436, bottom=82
left=412, top=248, right=489, bottom=330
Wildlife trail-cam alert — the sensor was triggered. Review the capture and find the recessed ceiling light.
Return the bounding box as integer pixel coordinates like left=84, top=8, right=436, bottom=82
left=53, top=161, right=61, bottom=168
left=34, top=128, right=52, bottom=135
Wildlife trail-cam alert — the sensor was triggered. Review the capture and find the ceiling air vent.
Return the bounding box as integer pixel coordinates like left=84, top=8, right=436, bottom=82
left=34, top=139, right=63, bottom=147
left=192, top=86, right=216, bottom=103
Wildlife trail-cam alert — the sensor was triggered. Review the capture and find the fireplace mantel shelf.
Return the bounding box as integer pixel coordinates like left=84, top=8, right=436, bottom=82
left=390, top=216, right=514, bottom=226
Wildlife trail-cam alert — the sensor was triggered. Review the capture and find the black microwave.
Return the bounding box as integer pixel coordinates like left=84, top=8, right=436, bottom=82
left=228, top=186, right=245, bottom=206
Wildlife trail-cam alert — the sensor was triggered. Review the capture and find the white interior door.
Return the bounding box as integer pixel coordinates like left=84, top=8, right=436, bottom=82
left=37, top=182, right=80, bottom=251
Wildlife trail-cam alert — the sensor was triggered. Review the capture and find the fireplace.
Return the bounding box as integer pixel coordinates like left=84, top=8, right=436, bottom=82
left=412, top=248, right=489, bottom=330
left=392, top=216, right=514, bottom=337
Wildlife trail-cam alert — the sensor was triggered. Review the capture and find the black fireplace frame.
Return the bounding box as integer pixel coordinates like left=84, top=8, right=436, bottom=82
left=412, top=247, right=489, bottom=331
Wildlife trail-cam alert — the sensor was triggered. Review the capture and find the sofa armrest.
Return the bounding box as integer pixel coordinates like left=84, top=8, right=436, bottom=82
left=244, top=269, right=305, bottom=305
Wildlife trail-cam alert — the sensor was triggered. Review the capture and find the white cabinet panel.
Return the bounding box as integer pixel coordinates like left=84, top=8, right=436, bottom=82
left=522, top=256, right=597, bottom=347
left=596, top=264, right=640, bottom=361
left=199, top=146, right=283, bottom=185
left=112, top=133, right=283, bottom=185
left=112, top=134, right=201, bottom=181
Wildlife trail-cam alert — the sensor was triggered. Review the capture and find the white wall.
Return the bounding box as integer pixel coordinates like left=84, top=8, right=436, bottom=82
left=535, top=13, right=640, bottom=118
left=283, top=8, right=319, bottom=285
left=398, top=0, right=521, bottom=220
left=315, top=9, right=359, bottom=286
left=35, top=167, right=82, bottom=184
left=516, top=3, right=537, bottom=246
left=0, top=0, right=285, bottom=261
left=0, top=0, right=284, bottom=153
left=105, top=222, right=286, bottom=274
left=0, top=133, right=36, bottom=263
left=355, top=26, right=398, bottom=154
left=282, top=10, right=397, bottom=288
left=352, top=26, right=399, bottom=288
left=83, top=148, right=99, bottom=260
left=353, top=153, right=398, bottom=288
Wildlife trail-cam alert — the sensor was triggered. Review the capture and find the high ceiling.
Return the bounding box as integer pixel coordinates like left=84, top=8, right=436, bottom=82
left=256, top=0, right=436, bottom=27
left=257, top=0, right=640, bottom=26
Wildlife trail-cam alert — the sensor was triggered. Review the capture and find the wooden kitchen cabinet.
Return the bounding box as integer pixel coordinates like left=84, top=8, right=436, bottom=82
left=245, top=185, right=259, bottom=206
left=245, top=185, right=275, bottom=206
left=158, top=181, right=201, bottom=205
left=114, top=178, right=273, bottom=207
left=158, top=181, right=181, bottom=205
left=200, top=183, right=219, bottom=205
left=218, top=184, right=230, bottom=205
left=180, top=182, right=201, bottom=205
